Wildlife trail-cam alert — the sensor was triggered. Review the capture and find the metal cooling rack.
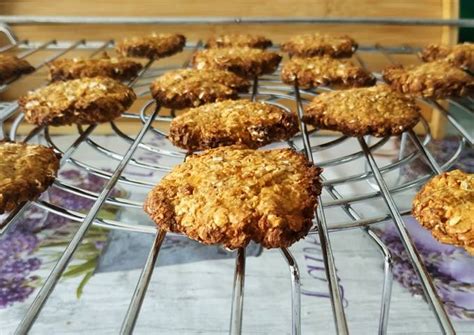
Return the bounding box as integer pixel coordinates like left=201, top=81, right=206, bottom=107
left=0, top=17, right=473, bottom=335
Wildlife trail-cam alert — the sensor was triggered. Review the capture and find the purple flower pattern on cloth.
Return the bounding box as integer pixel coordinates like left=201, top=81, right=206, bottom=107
left=0, top=169, right=119, bottom=308
left=1, top=134, right=472, bottom=321
left=375, top=219, right=474, bottom=319
left=0, top=228, right=41, bottom=307
left=376, top=135, right=474, bottom=319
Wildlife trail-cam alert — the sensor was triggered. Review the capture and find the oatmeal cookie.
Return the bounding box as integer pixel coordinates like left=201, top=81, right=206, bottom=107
left=420, top=43, right=474, bottom=72
left=169, top=99, right=299, bottom=151
left=413, top=170, right=473, bottom=254
left=281, top=33, right=357, bottom=58
left=382, top=61, right=474, bottom=99
left=0, top=142, right=60, bottom=213
left=48, top=54, right=143, bottom=81
left=205, top=33, right=272, bottom=49
left=303, top=84, right=420, bottom=137
left=0, top=54, right=35, bottom=84
left=116, top=33, right=186, bottom=59
left=281, top=56, right=375, bottom=89
left=144, top=146, right=322, bottom=249
left=192, top=47, right=282, bottom=78
left=19, top=77, right=136, bottom=126
left=150, top=69, right=250, bottom=109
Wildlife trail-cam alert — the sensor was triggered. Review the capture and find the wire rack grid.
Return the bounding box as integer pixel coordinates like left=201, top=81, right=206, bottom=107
left=0, top=19, right=473, bottom=335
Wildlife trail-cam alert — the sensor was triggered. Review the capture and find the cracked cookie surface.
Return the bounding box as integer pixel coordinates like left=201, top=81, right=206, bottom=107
left=205, top=34, right=272, bottom=49
left=281, top=56, right=375, bottom=89
left=303, top=84, right=420, bottom=137
left=0, top=142, right=59, bottom=213
left=169, top=99, right=299, bottom=151
left=48, top=54, right=143, bottom=81
left=144, top=146, right=322, bottom=249
left=382, top=61, right=474, bottom=98
left=420, top=43, right=474, bottom=72
left=0, top=54, right=34, bottom=84
left=19, top=77, right=136, bottom=126
left=281, top=33, right=357, bottom=58
left=413, top=170, right=474, bottom=254
left=150, top=68, right=250, bottom=109
left=192, top=47, right=282, bottom=78
left=116, top=33, right=186, bottom=59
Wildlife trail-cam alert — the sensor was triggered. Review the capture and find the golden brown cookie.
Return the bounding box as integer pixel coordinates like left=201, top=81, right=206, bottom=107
left=420, top=43, right=474, bottom=72
left=192, top=47, right=282, bottom=78
left=169, top=99, right=299, bottom=151
left=48, top=54, right=143, bottom=81
left=19, top=77, right=136, bottom=126
left=0, top=54, right=35, bottom=84
left=144, top=146, right=322, bottom=249
left=150, top=69, right=250, bottom=109
left=205, top=34, right=272, bottom=49
left=281, top=33, right=357, bottom=58
left=382, top=61, right=474, bottom=99
left=0, top=142, right=60, bottom=214
left=281, top=56, right=375, bottom=89
left=303, top=84, right=420, bottom=137
left=413, top=170, right=473, bottom=254
left=115, top=33, right=186, bottom=59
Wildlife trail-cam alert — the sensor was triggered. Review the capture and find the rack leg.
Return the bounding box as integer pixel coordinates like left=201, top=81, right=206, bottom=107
left=14, top=107, right=159, bottom=334
left=280, top=248, right=301, bottom=335
left=358, top=137, right=455, bottom=334
left=120, top=230, right=167, bottom=335
left=251, top=77, right=259, bottom=101
left=365, top=229, right=393, bottom=335
left=323, top=176, right=393, bottom=334
left=293, top=81, right=349, bottom=334
left=229, top=247, right=246, bottom=335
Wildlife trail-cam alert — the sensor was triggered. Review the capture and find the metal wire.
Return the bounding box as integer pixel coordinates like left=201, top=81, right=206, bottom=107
left=120, top=229, right=167, bottom=335
left=0, top=35, right=471, bottom=334
left=294, top=81, right=349, bottom=334
left=229, top=248, right=246, bottom=335
left=1, top=16, right=474, bottom=26
left=320, top=174, right=393, bottom=334
left=0, top=39, right=26, bottom=52
left=118, top=41, right=205, bottom=334
left=280, top=248, right=302, bottom=335
left=15, top=101, right=160, bottom=334
left=1, top=40, right=111, bottom=234
left=358, top=137, right=455, bottom=334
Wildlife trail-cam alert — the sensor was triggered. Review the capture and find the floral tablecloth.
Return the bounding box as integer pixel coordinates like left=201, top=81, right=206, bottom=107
left=0, top=136, right=473, bottom=334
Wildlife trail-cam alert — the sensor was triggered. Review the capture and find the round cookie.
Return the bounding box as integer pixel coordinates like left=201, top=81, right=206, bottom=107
left=150, top=69, right=250, bottom=109
left=0, top=142, right=60, bottom=213
left=115, top=33, right=186, bottom=59
left=0, top=54, right=35, bottom=84
left=420, top=43, right=474, bottom=72
left=168, top=99, right=299, bottom=151
left=303, top=84, right=420, bottom=137
left=205, top=34, right=272, bottom=49
left=281, top=56, right=375, bottom=89
left=413, top=170, right=473, bottom=254
left=281, top=33, right=357, bottom=58
left=144, top=146, right=322, bottom=249
left=48, top=54, right=143, bottom=81
left=382, top=61, right=474, bottom=99
left=19, top=77, right=136, bottom=126
left=192, top=47, right=282, bottom=78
